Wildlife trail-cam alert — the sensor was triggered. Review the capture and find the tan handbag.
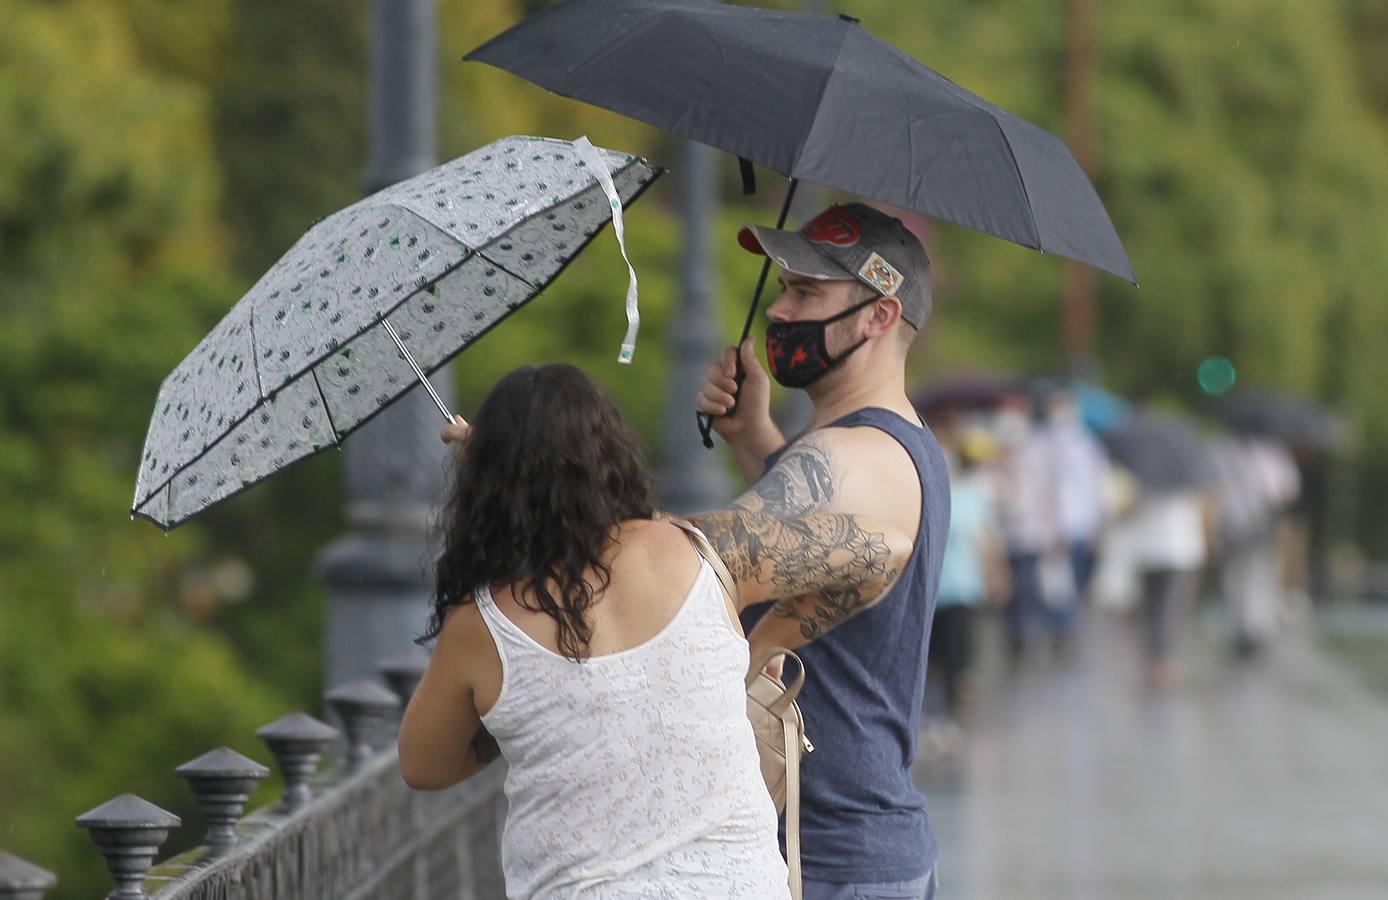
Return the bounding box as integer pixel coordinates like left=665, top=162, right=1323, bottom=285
left=671, top=519, right=811, bottom=900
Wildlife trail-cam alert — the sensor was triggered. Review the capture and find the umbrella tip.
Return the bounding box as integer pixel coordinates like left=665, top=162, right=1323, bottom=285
left=838, top=13, right=861, bottom=24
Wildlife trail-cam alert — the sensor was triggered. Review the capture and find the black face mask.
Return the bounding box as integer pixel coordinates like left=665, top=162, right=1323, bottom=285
left=765, top=297, right=877, bottom=388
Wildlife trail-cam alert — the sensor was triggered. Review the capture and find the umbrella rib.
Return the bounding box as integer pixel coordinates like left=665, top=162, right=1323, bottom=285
left=247, top=305, right=267, bottom=400
left=466, top=155, right=660, bottom=291
left=986, top=116, right=1043, bottom=251
left=310, top=370, right=342, bottom=445
left=134, top=306, right=265, bottom=513
left=790, top=20, right=857, bottom=177
left=471, top=249, right=541, bottom=291
left=247, top=304, right=267, bottom=401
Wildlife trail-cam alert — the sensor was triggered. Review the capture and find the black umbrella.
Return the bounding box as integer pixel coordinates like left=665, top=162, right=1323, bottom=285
left=1103, top=411, right=1212, bottom=491
left=1210, top=389, right=1345, bottom=453
left=467, top=0, right=1135, bottom=444
left=466, top=0, right=1134, bottom=283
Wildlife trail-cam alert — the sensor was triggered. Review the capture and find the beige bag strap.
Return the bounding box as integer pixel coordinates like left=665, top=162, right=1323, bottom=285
left=747, top=645, right=806, bottom=710
left=670, top=518, right=804, bottom=900
left=783, top=713, right=803, bottom=900
left=668, top=518, right=741, bottom=606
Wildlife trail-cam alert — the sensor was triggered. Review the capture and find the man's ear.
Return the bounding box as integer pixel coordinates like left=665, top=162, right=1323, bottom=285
left=865, top=295, right=904, bottom=338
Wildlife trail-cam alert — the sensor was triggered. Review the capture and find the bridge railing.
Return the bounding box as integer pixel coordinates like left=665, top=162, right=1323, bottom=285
left=3, top=652, right=507, bottom=900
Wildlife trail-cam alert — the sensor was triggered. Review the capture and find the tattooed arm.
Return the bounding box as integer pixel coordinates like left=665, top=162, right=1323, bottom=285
left=727, top=433, right=838, bottom=517
left=692, top=429, right=921, bottom=653
left=690, top=510, right=911, bottom=647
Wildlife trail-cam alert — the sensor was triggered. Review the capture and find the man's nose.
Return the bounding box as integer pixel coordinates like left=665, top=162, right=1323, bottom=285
left=766, top=292, right=794, bottom=322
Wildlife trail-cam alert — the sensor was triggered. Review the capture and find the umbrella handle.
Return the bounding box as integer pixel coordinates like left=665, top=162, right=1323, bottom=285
left=696, top=362, right=746, bottom=448
left=697, top=177, right=798, bottom=450
left=382, top=318, right=453, bottom=422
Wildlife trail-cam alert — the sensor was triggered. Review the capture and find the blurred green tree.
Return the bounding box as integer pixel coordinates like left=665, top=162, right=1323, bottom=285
left=0, top=3, right=289, bottom=897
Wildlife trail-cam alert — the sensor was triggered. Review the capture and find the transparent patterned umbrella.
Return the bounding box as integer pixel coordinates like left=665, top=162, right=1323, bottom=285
left=132, top=135, right=662, bottom=530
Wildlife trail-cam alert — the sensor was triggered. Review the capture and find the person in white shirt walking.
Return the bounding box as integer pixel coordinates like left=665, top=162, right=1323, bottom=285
left=1045, top=387, right=1111, bottom=628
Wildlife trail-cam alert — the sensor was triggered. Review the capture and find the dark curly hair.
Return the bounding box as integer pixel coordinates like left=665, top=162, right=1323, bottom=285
left=421, top=364, right=657, bottom=660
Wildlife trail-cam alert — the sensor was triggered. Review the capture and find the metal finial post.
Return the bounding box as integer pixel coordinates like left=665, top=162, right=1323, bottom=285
left=256, top=712, right=339, bottom=811
left=75, top=795, right=181, bottom=900
left=175, top=748, right=270, bottom=856
left=0, top=851, right=57, bottom=900
left=325, top=680, right=400, bottom=769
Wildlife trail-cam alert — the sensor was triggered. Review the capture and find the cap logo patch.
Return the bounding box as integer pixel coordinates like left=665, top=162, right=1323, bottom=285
left=858, top=252, right=904, bottom=296
left=801, top=206, right=861, bottom=247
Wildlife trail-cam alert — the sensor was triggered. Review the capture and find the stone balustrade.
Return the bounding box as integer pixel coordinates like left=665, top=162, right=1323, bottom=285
left=4, top=652, right=506, bottom=900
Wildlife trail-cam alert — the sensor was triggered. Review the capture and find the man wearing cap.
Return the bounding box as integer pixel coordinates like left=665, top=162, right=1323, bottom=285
left=695, top=204, right=949, bottom=899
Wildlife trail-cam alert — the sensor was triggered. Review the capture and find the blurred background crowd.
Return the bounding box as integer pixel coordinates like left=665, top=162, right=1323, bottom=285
left=917, top=376, right=1332, bottom=751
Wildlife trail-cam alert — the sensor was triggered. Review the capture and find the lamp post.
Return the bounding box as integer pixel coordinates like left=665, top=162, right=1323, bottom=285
left=1063, top=0, right=1099, bottom=377
left=661, top=139, right=736, bottom=512
left=317, top=0, right=450, bottom=692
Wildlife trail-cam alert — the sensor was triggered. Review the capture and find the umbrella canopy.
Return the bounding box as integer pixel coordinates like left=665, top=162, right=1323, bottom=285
left=1210, top=389, right=1345, bottom=452
left=133, top=135, right=662, bottom=530
left=466, top=0, right=1135, bottom=283
left=1103, top=411, right=1212, bottom=491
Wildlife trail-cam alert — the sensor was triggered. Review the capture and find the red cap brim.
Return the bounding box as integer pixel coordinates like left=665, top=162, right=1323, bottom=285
left=737, top=226, right=768, bottom=255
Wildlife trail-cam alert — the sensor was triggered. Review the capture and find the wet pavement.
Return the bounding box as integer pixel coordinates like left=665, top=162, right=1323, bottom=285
left=913, top=612, right=1388, bottom=900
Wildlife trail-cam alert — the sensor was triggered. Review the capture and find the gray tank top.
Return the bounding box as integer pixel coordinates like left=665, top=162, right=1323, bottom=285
left=740, top=407, right=950, bottom=882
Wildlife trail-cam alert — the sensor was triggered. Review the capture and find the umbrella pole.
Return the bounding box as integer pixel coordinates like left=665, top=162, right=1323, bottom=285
left=737, top=178, right=799, bottom=344
left=382, top=318, right=454, bottom=421
left=697, top=178, right=799, bottom=448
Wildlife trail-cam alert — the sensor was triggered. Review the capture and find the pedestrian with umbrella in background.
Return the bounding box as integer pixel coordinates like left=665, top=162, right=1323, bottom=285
left=469, top=2, right=1135, bottom=894
left=1208, top=388, right=1336, bottom=657
left=1104, top=400, right=1216, bottom=689
left=1206, top=429, right=1301, bottom=659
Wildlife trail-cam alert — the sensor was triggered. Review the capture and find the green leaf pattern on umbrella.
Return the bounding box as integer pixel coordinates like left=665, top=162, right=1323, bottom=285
left=134, top=136, right=660, bottom=529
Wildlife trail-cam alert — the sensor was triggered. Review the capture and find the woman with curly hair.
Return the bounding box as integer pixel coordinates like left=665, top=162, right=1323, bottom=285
left=399, top=364, right=909, bottom=899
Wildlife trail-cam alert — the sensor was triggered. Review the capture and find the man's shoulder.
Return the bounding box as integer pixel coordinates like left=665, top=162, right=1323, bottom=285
left=809, top=422, right=926, bottom=536
left=771, top=424, right=915, bottom=485
left=812, top=410, right=942, bottom=474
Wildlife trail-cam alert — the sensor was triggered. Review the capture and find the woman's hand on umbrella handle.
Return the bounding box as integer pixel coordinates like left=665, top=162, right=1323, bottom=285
left=441, top=415, right=472, bottom=457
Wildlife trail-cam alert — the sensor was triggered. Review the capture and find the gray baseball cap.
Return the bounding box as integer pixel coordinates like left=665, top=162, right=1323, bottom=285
left=738, top=203, right=933, bottom=328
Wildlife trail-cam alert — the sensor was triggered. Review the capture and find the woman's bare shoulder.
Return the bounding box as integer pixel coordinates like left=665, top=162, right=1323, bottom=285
left=614, top=518, right=698, bottom=573
left=438, top=598, right=492, bottom=655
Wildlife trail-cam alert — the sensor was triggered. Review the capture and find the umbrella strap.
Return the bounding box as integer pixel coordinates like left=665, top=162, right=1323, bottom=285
left=739, top=156, right=757, bottom=196
left=572, top=136, right=641, bottom=364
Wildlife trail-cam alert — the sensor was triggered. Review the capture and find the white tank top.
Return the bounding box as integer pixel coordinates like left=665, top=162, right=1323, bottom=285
left=476, top=557, right=790, bottom=900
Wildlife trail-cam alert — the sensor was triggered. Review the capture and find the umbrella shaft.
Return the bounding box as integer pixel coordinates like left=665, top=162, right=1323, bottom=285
left=382, top=319, right=453, bottom=421
left=738, top=178, right=799, bottom=344
left=697, top=177, right=801, bottom=449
